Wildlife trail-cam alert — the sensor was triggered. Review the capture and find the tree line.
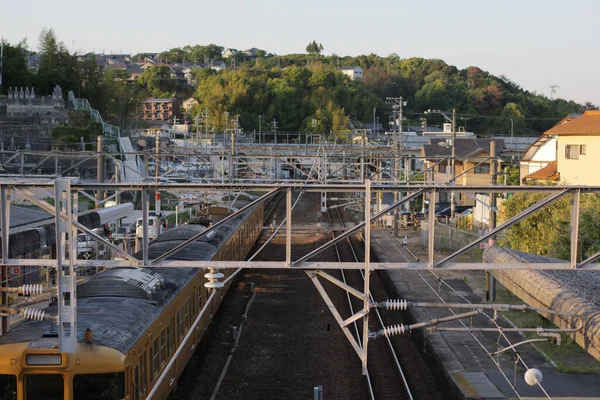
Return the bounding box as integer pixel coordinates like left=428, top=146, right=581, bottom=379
left=1, top=31, right=594, bottom=136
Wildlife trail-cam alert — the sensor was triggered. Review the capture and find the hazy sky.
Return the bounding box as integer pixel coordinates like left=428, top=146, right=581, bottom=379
left=3, top=0, right=599, bottom=106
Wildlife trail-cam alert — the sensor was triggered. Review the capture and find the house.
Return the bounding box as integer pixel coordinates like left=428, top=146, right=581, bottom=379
left=421, top=138, right=504, bottom=206
left=138, top=60, right=157, bottom=70
left=182, top=97, right=199, bottom=112
left=139, top=98, right=182, bottom=122
left=126, top=66, right=144, bottom=81
left=339, top=66, right=363, bottom=81
left=222, top=48, right=239, bottom=58
left=106, top=62, right=128, bottom=70
left=210, top=61, right=227, bottom=72
left=243, top=48, right=261, bottom=57
left=520, top=114, right=581, bottom=183
left=544, top=110, right=600, bottom=184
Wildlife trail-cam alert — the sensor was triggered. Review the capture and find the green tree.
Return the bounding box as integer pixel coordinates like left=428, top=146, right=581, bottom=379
left=0, top=39, right=31, bottom=92
left=306, top=40, right=324, bottom=55
left=494, top=102, right=527, bottom=135
left=36, top=28, right=79, bottom=95
left=500, top=193, right=600, bottom=260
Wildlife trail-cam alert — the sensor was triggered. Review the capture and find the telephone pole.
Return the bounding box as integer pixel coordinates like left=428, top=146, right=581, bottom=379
left=272, top=119, right=279, bottom=144
left=386, top=97, right=407, bottom=237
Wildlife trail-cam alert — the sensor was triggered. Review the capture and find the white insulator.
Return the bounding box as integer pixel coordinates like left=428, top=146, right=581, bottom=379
left=382, top=324, right=406, bottom=337
left=385, top=299, right=408, bottom=311
left=21, top=284, right=45, bottom=296
left=204, top=281, right=224, bottom=289
left=20, top=308, right=46, bottom=321
left=204, top=272, right=224, bottom=280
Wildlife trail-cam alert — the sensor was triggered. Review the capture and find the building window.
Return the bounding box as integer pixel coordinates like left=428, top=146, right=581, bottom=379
left=565, top=145, right=580, bottom=159
left=580, top=145, right=587, bottom=155
left=474, top=164, right=490, bottom=174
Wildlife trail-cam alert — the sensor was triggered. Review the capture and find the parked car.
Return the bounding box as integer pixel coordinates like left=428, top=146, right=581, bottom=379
left=435, top=206, right=472, bottom=222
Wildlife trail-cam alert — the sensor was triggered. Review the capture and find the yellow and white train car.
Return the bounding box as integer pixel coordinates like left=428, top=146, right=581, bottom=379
left=0, top=203, right=263, bottom=400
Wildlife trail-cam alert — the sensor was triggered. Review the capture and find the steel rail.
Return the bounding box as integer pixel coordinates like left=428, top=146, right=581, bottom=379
left=333, top=205, right=414, bottom=400
left=323, top=205, right=375, bottom=400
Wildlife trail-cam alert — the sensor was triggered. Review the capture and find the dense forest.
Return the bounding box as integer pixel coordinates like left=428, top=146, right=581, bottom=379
left=1, top=30, right=594, bottom=137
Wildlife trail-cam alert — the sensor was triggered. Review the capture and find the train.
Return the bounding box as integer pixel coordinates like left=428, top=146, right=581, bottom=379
left=0, top=201, right=264, bottom=400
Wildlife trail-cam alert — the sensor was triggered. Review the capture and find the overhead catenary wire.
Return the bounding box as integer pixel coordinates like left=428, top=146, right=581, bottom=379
left=389, top=230, right=553, bottom=398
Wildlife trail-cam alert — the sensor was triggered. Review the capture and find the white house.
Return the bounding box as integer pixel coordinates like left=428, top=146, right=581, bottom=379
left=222, top=48, right=239, bottom=58
left=520, top=114, right=582, bottom=184
left=339, top=66, right=363, bottom=81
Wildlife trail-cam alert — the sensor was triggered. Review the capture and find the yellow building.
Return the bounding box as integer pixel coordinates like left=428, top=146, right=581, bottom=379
left=545, top=110, right=600, bottom=185
left=421, top=138, right=504, bottom=206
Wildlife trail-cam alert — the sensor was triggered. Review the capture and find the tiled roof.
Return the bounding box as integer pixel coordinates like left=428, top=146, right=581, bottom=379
left=545, top=110, right=600, bottom=136
left=524, top=161, right=560, bottom=181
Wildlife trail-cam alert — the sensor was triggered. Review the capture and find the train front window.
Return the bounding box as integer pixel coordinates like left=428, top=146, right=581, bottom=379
left=25, top=374, right=63, bottom=400
left=73, top=372, right=125, bottom=400
left=0, top=374, right=16, bottom=400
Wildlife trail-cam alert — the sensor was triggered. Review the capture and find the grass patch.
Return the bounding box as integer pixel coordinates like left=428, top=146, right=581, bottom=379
left=496, top=285, right=600, bottom=375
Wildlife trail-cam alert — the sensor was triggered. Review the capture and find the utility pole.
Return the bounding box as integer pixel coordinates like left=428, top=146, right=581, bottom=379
left=272, top=119, right=279, bottom=144
left=387, top=97, right=406, bottom=237
left=225, top=111, right=230, bottom=139
left=258, top=115, right=262, bottom=144
left=194, top=114, right=201, bottom=147
left=486, top=140, right=498, bottom=301
left=204, top=108, right=209, bottom=147
left=155, top=130, right=161, bottom=216
left=450, top=108, right=456, bottom=219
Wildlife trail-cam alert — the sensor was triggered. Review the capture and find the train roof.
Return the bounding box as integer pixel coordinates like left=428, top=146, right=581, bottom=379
left=0, top=206, right=256, bottom=354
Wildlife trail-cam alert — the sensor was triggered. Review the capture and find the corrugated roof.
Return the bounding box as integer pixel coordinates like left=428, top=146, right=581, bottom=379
left=545, top=110, right=600, bottom=136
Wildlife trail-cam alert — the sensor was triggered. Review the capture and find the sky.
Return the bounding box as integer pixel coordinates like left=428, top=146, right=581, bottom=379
left=2, top=0, right=599, bottom=106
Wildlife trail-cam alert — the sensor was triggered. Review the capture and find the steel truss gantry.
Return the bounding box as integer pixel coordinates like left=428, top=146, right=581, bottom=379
left=0, top=180, right=596, bottom=367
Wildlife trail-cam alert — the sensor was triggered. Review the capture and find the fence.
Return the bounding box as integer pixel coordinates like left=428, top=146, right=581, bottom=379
left=67, top=91, right=120, bottom=138
left=420, top=220, right=480, bottom=252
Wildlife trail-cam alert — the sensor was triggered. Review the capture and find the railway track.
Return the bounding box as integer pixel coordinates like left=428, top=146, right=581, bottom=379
left=325, top=203, right=414, bottom=400
left=263, top=191, right=285, bottom=224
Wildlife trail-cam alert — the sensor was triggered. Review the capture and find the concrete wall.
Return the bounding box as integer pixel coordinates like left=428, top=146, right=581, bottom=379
left=484, top=246, right=600, bottom=362
left=557, top=135, right=600, bottom=184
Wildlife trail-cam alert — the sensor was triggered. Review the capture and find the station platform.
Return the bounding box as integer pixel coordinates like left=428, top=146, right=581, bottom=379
left=370, top=229, right=600, bottom=399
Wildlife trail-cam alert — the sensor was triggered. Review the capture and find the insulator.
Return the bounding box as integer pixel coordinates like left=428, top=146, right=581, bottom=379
left=382, top=324, right=406, bottom=337
left=204, top=272, right=224, bottom=280
left=20, top=308, right=47, bottom=321
left=20, top=284, right=45, bottom=296
left=385, top=299, right=408, bottom=311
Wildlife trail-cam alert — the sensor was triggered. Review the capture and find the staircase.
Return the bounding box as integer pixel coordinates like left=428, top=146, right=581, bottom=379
left=118, top=136, right=143, bottom=182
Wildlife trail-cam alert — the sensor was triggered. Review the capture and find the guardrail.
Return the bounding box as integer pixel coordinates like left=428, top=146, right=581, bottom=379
left=67, top=91, right=121, bottom=138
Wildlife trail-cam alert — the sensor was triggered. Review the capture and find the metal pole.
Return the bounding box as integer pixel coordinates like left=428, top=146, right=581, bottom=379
left=55, top=179, right=77, bottom=352
left=362, top=179, right=371, bottom=375
left=0, top=187, right=10, bottom=335
left=488, top=140, right=497, bottom=300
left=142, top=189, right=149, bottom=266
left=286, top=188, right=292, bottom=267
left=96, top=136, right=105, bottom=207
left=570, top=190, right=580, bottom=268
left=450, top=109, right=456, bottom=219
left=428, top=189, right=436, bottom=268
